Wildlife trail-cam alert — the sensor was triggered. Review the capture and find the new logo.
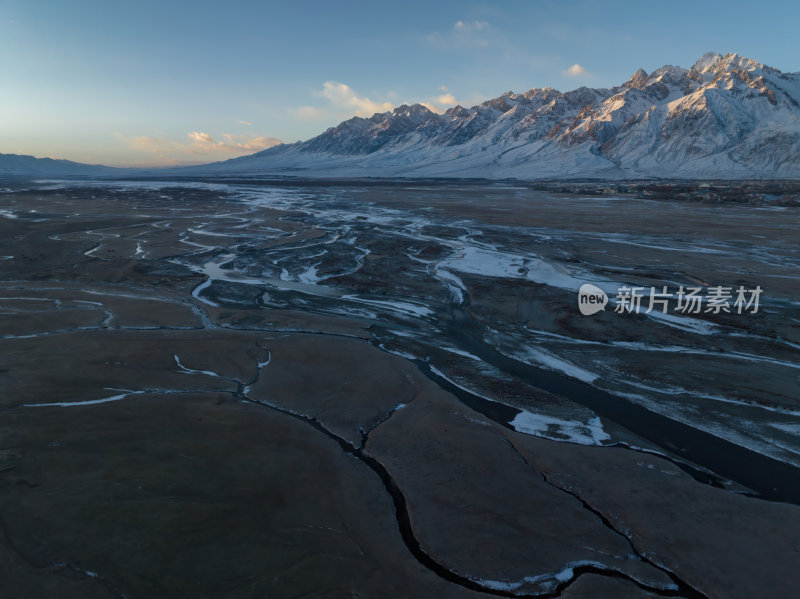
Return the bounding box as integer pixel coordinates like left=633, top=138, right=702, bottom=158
left=578, top=283, right=608, bottom=315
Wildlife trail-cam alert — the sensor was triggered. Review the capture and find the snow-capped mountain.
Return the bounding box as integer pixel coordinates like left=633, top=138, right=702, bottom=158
left=190, top=53, right=800, bottom=180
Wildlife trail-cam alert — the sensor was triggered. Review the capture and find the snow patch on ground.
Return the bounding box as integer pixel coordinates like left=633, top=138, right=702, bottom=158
left=510, top=412, right=611, bottom=446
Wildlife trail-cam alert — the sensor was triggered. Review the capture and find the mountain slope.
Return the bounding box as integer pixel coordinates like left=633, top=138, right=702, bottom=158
left=0, top=153, right=121, bottom=177
left=189, top=52, right=800, bottom=180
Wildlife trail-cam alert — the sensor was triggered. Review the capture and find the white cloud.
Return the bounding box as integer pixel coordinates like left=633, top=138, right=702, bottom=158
left=454, top=20, right=488, bottom=32
left=419, top=91, right=460, bottom=114
left=318, top=81, right=394, bottom=117
left=187, top=131, right=281, bottom=155
left=434, top=20, right=490, bottom=48
left=222, top=134, right=281, bottom=152
left=128, top=136, right=168, bottom=152
left=293, top=82, right=464, bottom=120
left=563, top=63, right=589, bottom=77
left=238, top=120, right=252, bottom=126
left=289, top=105, right=327, bottom=120
left=188, top=131, right=214, bottom=145
left=124, top=131, right=281, bottom=164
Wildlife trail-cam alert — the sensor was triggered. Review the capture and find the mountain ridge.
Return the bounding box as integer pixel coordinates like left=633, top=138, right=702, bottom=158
left=183, top=52, right=800, bottom=180
left=2, top=52, right=799, bottom=180
left=0, top=153, right=123, bottom=177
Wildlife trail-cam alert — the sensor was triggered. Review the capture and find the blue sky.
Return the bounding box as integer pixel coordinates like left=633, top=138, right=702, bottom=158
left=1, top=0, right=798, bottom=166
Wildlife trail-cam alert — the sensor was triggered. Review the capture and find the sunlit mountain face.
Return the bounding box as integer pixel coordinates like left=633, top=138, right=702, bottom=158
left=178, top=53, right=800, bottom=180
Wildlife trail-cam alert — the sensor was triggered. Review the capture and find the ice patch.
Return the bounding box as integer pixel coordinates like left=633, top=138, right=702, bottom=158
left=769, top=422, right=800, bottom=435
left=342, top=295, right=433, bottom=318
left=297, top=263, right=320, bottom=283
left=191, top=279, right=220, bottom=306
left=472, top=561, right=610, bottom=592
left=441, top=345, right=483, bottom=361
left=514, top=346, right=598, bottom=383
left=510, top=412, right=611, bottom=446
left=257, top=352, right=272, bottom=369
left=26, top=391, right=143, bottom=407
left=428, top=365, right=499, bottom=404
left=174, top=354, right=223, bottom=378
left=432, top=266, right=466, bottom=304
left=640, top=310, right=720, bottom=335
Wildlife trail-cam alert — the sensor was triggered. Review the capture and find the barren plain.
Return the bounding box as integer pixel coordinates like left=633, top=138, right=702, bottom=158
left=1, top=179, right=799, bottom=598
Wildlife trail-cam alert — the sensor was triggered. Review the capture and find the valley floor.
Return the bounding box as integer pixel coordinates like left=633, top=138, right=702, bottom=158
left=1, top=179, right=798, bottom=598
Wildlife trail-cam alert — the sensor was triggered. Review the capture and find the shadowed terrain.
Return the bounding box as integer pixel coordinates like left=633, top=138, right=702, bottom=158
left=1, top=179, right=799, bottom=598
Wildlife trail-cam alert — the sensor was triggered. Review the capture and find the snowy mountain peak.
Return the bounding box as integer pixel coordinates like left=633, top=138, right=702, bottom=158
left=624, top=68, right=649, bottom=89
left=185, top=52, right=800, bottom=181
left=523, top=87, right=561, bottom=102
left=717, top=52, right=764, bottom=73
left=693, top=52, right=768, bottom=78
left=692, top=52, right=723, bottom=73
left=650, top=64, right=689, bottom=83
left=393, top=103, right=434, bottom=117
